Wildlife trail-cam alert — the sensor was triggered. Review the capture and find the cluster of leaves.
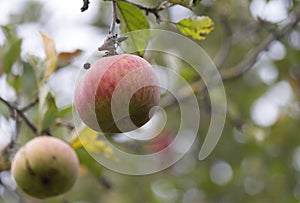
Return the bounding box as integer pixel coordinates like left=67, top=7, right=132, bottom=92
left=115, top=0, right=214, bottom=56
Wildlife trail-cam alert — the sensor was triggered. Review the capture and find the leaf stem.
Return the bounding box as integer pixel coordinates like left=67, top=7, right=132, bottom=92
left=20, top=98, right=39, bottom=112
left=120, top=0, right=164, bottom=21
left=55, top=119, right=74, bottom=131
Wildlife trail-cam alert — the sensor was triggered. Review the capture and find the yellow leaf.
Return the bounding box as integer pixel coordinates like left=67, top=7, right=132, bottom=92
left=40, top=32, right=57, bottom=79
left=79, top=165, right=88, bottom=176
left=71, top=136, right=84, bottom=148
left=71, top=127, right=115, bottom=159
left=0, top=151, right=11, bottom=171
left=176, top=16, right=214, bottom=40
left=57, top=49, right=82, bottom=68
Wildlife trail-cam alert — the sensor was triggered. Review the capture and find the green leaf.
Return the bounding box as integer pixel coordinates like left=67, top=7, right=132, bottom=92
left=0, top=102, right=11, bottom=119
left=166, top=0, right=201, bottom=9
left=57, top=105, right=73, bottom=118
left=117, top=1, right=150, bottom=56
left=6, top=62, right=38, bottom=97
left=71, top=127, right=116, bottom=177
left=0, top=26, right=22, bottom=73
left=41, top=93, right=58, bottom=131
left=26, top=54, right=45, bottom=80
left=3, top=39, right=22, bottom=73
left=176, top=16, right=214, bottom=40
left=75, top=147, right=103, bottom=177
left=40, top=32, right=57, bottom=80
left=38, top=85, right=58, bottom=133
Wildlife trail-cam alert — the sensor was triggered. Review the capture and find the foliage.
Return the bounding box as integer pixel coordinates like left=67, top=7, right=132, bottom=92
left=176, top=16, right=214, bottom=40
left=117, top=1, right=150, bottom=56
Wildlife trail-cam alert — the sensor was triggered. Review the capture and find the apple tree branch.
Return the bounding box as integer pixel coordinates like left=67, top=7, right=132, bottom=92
left=161, top=3, right=300, bottom=108
left=0, top=96, right=38, bottom=135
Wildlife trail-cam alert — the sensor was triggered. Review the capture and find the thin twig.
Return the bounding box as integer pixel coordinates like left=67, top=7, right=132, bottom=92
left=214, top=15, right=232, bottom=69
left=109, top=0, right=118, bottom=36
left=120, top=0, right=164, bottom=20
left=0, top=97, right=38, bottom=135
left=20, top=98, right=39, bottom=112
left=55, top=119, right=74, bottom=131
left=222, top=4, right=300, bottom=81
left=97, top=0, right=120, bottom=56
left=81, top=0, right=90, bottom=12
left=99, top=175, right=113, bottom=190
left=14, top=113, right=20, bottom=140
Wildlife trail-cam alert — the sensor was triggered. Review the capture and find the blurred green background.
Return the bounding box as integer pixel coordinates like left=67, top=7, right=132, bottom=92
left=1, top=0, right=300, bottom=203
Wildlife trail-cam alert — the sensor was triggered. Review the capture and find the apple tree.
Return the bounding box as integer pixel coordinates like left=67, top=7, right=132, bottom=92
left=1, top=0, right=300, bottom=202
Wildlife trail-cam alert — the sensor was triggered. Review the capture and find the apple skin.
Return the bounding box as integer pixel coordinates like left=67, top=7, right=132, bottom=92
left=74, top=54, right=160, bottom=133
left=11, top=136, right=79, bottom=199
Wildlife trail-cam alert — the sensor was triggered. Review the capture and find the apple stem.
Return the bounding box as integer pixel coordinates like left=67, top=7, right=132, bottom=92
left=97, top=0, right=121, bottom=56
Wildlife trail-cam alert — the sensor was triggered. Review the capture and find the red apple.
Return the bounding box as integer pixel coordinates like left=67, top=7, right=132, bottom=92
left=11, top=136, right=79, bottom=199
left=74, top=54, right=160, bottom=133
